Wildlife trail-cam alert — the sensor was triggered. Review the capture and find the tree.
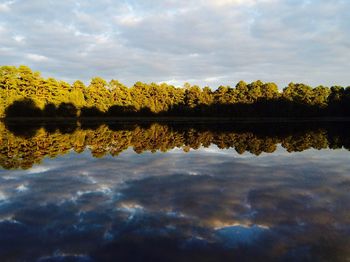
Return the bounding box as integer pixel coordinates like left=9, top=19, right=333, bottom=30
left=235, top=80, right=249, bottom=103
left=312, top=86, right=330, bottom=107
left=69, top=80, right=86, bottom=110
left=201, top=86, right=214, bottom=105
left=283, top=83, right=313, bottom=104
left=0, top=65, right=347, bottom=118
left=85, top=77, right=111, bottom=112
left=261, top=82, right=279, bottom=100
left=214, top=86, right=229, bottom=104
left=184, top=84, right=201, bottom=108
left=17, top=65, right=41, bottom=97
left=247, top=80, right=263, bottom=102
left=109, top=79, right=131, bottom=106
left=0, top=66, right=21, bottom=117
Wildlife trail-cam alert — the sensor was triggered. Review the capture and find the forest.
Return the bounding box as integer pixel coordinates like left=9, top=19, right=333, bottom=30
left=1, top=65, right=350, bottom=118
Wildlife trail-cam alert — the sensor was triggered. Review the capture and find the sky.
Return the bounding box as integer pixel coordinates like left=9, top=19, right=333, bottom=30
left=0, top=0, right=349, bottom=88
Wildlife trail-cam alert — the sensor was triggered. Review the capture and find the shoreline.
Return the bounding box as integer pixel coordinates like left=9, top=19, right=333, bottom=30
left=2, top=117, right=350, bottom=123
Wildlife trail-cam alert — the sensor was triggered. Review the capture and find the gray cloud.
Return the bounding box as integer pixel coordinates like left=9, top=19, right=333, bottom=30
left=0, top=0, right=349, bottom=87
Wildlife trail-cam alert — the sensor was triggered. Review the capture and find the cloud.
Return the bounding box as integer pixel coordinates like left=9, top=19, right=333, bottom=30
left=0, top=0, right=349, bottom=87
left=0, top=1, right=13, bottom=12
left=26, top=53, right=49, bottom=62
left=203, top=0, right=263, bottom=7
left=13, top=35, right=25, bottom=43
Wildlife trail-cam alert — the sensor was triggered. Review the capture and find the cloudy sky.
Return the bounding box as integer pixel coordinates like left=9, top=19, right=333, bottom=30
left=0, top=0, right=349, bottom=88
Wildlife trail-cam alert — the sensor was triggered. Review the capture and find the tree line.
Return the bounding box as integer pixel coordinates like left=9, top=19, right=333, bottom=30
left=1, top=121, right=350, bottom=169
left=1, top=65, right=350, bottom=118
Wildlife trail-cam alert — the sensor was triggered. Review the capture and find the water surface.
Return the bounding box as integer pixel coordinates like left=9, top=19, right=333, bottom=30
left=0, top=121, right=349, bottom=261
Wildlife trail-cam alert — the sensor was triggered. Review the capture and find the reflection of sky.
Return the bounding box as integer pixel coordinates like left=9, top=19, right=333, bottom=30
left=0, top=146, right=350, bottom=261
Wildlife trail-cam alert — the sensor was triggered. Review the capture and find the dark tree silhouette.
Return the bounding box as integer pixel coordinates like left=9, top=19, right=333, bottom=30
left=5, top=98, right=42, bottom=117
left=107, top=105, right=137, bottom=117
left=56, top=102, right=78, bottom=117
left=80, top=106, right=104, bottom=117
left=43, top=103, right=57, bottom=117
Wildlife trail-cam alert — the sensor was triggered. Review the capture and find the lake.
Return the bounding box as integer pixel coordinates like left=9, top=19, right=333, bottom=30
left=0, top=120, right=349, bottom=261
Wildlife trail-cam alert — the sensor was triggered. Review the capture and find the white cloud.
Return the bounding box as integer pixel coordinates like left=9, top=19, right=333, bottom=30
left=26, top=53, right=49, bottom=62
left=116, top=14, right=143, bottom=27
left=204, top=76, right=222, bottom=83
left=202, top=0, right=276, bottom=8
left=13, top=35, right=25, bottom=42
left=0, top=1, right=13, bottom=12
left=0, top=0, right=349, bottom=87
left=203, top=0, right=256, bottom=7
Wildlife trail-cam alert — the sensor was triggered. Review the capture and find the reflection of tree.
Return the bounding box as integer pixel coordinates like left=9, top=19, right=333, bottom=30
left=1, top=121, right=350, bottom=169
left=281, top=130, right=329, bottom=152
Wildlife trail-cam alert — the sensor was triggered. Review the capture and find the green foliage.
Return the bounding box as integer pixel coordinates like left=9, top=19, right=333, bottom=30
left=0, top=65, right=348, bottom=118
left=84, top=77, right=111, bottom=112
left=282, top=83, right=313, bottom=104
left=70, top=80, right=86, bottom=109
left=109, top=79, right=131, bottom=106
left=184, top=84, right=202, bottom=108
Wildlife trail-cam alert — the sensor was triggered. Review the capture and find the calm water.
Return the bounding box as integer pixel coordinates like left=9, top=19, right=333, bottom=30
left=0, top=121, right=350, bottom=261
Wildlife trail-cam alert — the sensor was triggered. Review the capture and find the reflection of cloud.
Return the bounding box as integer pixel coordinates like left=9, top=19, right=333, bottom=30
left=0, top=147, right=350, bottom=260
left=16, top=184, right=28, bottom=192
left=216, top=224, right=269, bottom=248
left=118, top=202, right=144, bottom=213
left=25, top=166, right=51, bottom=174
left=213, top=222, right=269, bottom=230
left=1, top=176, right=17, bottom=180
left=76, top=184, right=112, bottom=198
left=199, top=145, right=259, bottom=158
left=0, top=191, right=7, bottom=201
left=37, top=253, right=92, bottom=262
